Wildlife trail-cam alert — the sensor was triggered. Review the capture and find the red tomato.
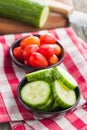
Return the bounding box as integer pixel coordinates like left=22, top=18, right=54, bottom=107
left=21, top=36, right=40, bottom=48
left=23, top=44, right=39, bottom=60
left=38, top=44, right=61, bottom=58
left=48, top=54, right=59, bottom=65
left=40, top=33, right=56, bottom=44
left=29, top=52, right=48, bottom=68
left=55, top=44, right=62, bottom=55
left=13, top=46, right=23, bottom=62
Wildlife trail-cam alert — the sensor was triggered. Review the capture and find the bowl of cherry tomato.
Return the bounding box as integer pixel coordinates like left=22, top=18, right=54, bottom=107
left=10, top=33, right=65, bottom=70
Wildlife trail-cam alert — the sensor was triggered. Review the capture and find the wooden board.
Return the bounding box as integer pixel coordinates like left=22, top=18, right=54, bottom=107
left=0, top=0, right=73, bottom=34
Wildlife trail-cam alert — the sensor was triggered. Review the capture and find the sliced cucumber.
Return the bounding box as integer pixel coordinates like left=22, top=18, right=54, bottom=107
left=26, top=68, right=54, bottom=83
left=22, top=66, right=78, bottom=111
left=20, top=80, right=51, bottom=108
left=52, top=80, right=76, bottom=109
left=54, top=66, right=78, bottom=89
left=37, top=97, right=53, bottom=111
left=51, top=99, right=59, bottom=110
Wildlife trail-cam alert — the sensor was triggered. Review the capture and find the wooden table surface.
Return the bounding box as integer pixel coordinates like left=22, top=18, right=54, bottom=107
left=0, top=0, right=87, bottom=129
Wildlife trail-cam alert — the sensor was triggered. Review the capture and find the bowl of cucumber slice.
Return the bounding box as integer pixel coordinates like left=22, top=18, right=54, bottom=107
left=17, top=66, right=80, bottom=117
left=10, top=33, right=65, bottom=71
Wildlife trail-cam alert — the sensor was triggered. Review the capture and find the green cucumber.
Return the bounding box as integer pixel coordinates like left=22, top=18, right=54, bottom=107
left=51, top=80, right=76, bottom=109
left=0, top=0, right=49, bottom=28
left=54, top=66, right=78, bottom=89
left=26, top=68, right=54, bottom=83
left=20, top=80, right=51, bottom=108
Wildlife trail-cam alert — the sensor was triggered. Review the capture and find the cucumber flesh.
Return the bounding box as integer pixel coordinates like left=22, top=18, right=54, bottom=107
left=39, top=5, right=49, bottom=28
left=26, top=68, right=54, bottom=83
left=52, top=80, right=76, bottom=109
left=54, top=66, right=78, bottom=89
left=20, top=80, right=51, bottom=108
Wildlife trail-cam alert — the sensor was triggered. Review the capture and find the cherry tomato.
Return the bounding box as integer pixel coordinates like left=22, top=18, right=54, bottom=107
left=38, top=44, right=61, bottom=58
left=23, top=44, right=39, bottom=60
left=48, top=54, right=59, bottom=65
left=55, top=44, right=62, bottom=55
left=21, top=36, right=40, bottom=48
left=29, top=52, right=48, bottom=68
left=40, top=33, right=56, bottom=44
left=13, top=46, right=23, bottom=62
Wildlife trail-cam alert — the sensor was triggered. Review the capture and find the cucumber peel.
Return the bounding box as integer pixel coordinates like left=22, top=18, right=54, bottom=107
left=26, top=68, right=54, bottom=83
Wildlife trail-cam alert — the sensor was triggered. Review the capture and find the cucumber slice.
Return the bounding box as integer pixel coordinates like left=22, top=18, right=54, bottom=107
left=26, top=68, right=54, bottom=83
left=51, top=99, right=59, bottom=110
left=54, top=66, right=78, bottom=89
left=52, top=80, right=76, bottom=109
left=37, top=97, right=53, bottom=111
left=20, top=80, right=51, bottom=108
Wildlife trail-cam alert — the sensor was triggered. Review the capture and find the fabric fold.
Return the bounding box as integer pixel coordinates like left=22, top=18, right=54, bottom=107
left=0, top=27, right=87, bottom=130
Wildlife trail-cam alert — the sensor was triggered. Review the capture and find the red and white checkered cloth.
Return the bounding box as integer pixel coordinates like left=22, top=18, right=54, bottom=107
left=0, top=27, right=87, bottom=130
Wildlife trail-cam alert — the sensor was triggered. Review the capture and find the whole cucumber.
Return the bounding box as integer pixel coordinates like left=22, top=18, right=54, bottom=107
left=0, top=0, right=50, bottom=28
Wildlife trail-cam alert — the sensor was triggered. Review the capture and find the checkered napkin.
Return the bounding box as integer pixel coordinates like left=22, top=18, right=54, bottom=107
left=0, top=28, right=87, bottom=130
